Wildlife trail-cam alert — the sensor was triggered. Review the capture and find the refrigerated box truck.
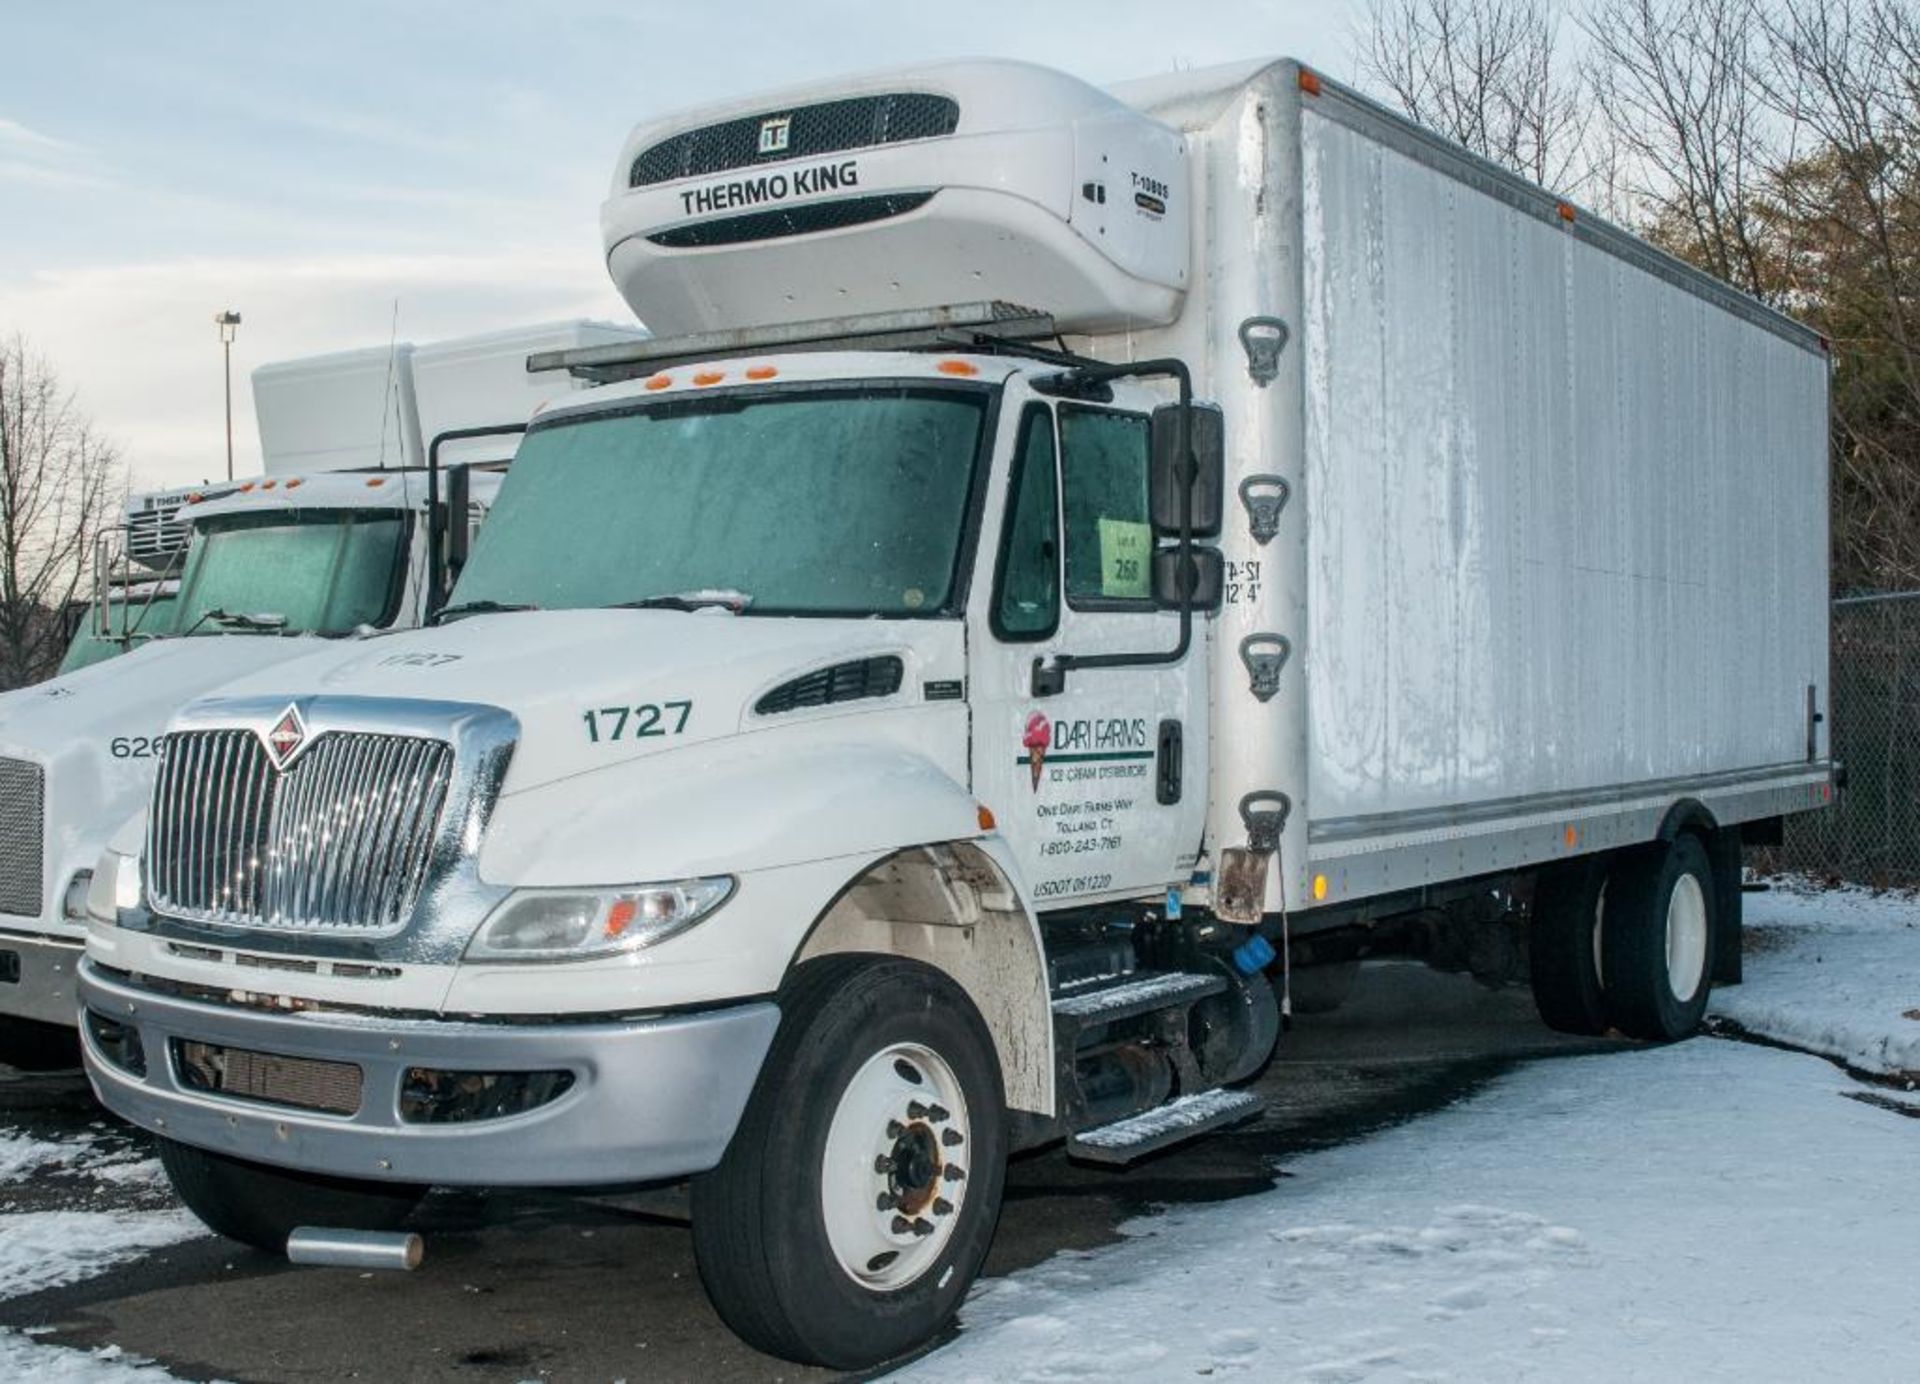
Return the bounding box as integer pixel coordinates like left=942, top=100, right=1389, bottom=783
left=78, top=59, right=1831, bottom=1368
left=0, top=321, right=641, bottom=1063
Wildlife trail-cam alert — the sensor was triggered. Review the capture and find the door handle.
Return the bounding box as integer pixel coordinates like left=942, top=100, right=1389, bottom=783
left=1156, top=719, right=1183, bottom=805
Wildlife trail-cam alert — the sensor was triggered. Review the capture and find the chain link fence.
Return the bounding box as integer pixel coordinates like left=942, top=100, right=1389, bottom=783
left=1760, top=592, right=1920, bottom=887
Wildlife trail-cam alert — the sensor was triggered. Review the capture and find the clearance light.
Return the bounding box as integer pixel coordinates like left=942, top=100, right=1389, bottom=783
left=1557, top=201, right=1578, bottom=223
left=935, top=359, right=979, bottom=377
left=1563, top=825, right=1579, bottom=848
left=692, top=370, right=725, bottom=387
left=237, top=482, right=255, bottom=493
left=745, top=365, right=778, bottom=380
left=1311, top=874, right=1329, bottom=902
left=262, top=480, right=278, bottom=490
left=286, top=477, right=304, bottom=489
left=644, top=373, right=673, bottom=391
left=1299, top=67, right=1323, bottom=96
left=366, top=476, right=387, bottom=488
left=977, top=805, right=997, bottom=832
left=467, top=877, right=735, bottom=961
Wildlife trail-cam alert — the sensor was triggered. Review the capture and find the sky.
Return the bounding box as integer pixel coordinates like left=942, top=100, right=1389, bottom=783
left=0, top=2, right=1361, bottom=490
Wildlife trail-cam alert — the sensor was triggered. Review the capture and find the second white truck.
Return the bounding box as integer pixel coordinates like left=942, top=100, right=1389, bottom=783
left=78, top=59, right=1830, bottom=1368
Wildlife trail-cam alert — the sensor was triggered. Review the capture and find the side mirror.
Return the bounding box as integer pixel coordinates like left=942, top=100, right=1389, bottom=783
left=1153, top=545, right=1223, bottom=613
left=1149, top=402, right=1224, bottom=539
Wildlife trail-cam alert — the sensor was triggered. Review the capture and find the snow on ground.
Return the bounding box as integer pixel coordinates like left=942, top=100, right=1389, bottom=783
left=905, top=1040, right=1919, bottom=1383
left=0, top=1330, right=187, bottom=1382
left=1711, top=881, right=1920, bottom=1079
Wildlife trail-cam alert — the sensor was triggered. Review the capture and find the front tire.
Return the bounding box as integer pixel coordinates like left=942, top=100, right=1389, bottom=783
left=691, top=957, right=1008, bottom=1369
left=1602, top=836, right=1717, bottom=1041
left=156, top=1138, right=423, bottom=1252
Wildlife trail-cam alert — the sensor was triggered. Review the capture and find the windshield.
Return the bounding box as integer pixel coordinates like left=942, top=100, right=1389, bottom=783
left=175, top=510, right=407, bottom=636
left=58, top=594, right=179, bottom=674
left=450, top=385, right=989, bottom=617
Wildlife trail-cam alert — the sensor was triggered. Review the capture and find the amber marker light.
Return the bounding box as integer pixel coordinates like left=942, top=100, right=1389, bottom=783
left=261, top=480, right=278, bottom=490
left=745, top=365, right=778, bottom=381
left=286, top=478, right=304, bottom=489
left=1558, top=201, right=1577, bottom=223
left=365, top=476, right=387, bottom=488
left=935, top=359, right=979, bottom=377
left=603, top=898, right=638, bottom=940
left=644, top=373, right=673, bottom=391
left=692, top=370, right=725, bottom=387
left=1312, top=874, right=1329, bottom=901
left=236, top=482, right=255, bottom=493
left=977, top=805, right=997, bottom=832
left=1564, top=825, right=1579, bottom=848
left=1298, top=67, right=1323, bottom=96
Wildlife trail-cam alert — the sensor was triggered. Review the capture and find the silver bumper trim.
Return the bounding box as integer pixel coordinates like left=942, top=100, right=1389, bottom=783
left=78, top=959, right=779, bottom=1187
left=0, top=930, right=83, bottom=1028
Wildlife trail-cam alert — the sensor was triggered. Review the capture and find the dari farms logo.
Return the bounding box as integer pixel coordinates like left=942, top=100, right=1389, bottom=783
left=1018, top=712, right=1153, bottom=791
left=262, top=703, right=308, bottom=770
left=1022, top=713, right=1051, bottom=790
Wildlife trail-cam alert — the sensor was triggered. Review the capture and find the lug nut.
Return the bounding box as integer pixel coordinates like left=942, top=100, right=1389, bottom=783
left=874, top=1155, right=896, bottom=1174
left=907, top=1101, right=930, bottom=1120
left=928, top=1104, right=951, bottom=1123
left=891, top=1215, right=914, bottom=1235
left=933, top=1198, right=955, bottom=1216
left=943, top=1164, right=966, bottom=1182
left=942, top=1128, right=964, bottom=1147
left=886, top=1119, right=905, bottom=1139
left=910, top=1218, right=935, bottom=1237
left=876, top=1192, right=898, bottom=1211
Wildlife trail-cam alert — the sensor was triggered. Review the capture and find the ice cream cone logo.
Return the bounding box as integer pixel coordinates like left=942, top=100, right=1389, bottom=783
left=1022, top=712, right=1052, bottom=791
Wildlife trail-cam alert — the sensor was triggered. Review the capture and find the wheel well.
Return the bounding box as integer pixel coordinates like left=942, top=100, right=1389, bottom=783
left=791, top=843, right=1052, bottom=1115
left=1656, top=798, right=1718, bottom=844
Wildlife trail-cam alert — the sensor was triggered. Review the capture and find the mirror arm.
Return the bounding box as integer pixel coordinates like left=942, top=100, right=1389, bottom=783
left=1031, top=359, right=1199, bottom=698
left=425, top=424, right=526, bottom=615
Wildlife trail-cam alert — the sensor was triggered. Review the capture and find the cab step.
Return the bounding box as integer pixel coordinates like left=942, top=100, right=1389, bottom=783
left=1066, top=1087, right=1264, bottom=1165
left=1051, top=969, right=1225, bottom=1026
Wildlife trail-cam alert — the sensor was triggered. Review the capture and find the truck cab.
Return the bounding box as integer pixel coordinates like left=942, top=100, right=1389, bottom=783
left=76, top=56, right=1831, bottom=1371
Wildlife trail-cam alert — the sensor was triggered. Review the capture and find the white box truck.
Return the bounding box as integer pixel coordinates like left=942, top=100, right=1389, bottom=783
left=77, top=60, right=1830, bottom=1368
left=0, top=321, right=641, bottom=1063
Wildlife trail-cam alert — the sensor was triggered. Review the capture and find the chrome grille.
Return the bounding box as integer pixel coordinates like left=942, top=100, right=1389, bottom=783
left=0, top=758, right=46, bottom=917
left=148, top=729, right=453, bottom=932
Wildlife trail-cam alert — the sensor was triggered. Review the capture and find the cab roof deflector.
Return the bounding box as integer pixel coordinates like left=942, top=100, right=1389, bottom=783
left=525, top=301, right=1057, bottom=381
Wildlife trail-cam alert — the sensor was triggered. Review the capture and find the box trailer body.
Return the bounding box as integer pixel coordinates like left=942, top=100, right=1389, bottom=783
left=78, top=58, right=1830, bottom=1369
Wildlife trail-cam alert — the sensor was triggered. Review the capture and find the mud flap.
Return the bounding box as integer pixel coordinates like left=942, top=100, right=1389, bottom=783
left=1214, top=792, right=1290, bottom=925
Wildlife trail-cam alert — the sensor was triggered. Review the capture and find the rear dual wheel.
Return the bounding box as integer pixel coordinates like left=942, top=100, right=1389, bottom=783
left=1531, top=835, right=1717, bottom=1042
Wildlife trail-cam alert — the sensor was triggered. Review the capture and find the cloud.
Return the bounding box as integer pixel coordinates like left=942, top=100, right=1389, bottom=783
left=0, top=249, right=631, bottom=490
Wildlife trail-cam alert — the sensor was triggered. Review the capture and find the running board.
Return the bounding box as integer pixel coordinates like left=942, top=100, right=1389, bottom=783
left=1051, top=969, right=1225, bottom=1026
left=1067, top=1088, right=1264, bottom=1166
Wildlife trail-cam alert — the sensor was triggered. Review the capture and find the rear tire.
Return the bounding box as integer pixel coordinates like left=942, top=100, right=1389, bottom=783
left=1529, top=860, right=1610, bottom=1035
left=691, top=957, right=1008, bottom=1369
left=1602, top=835, right=1717, bottom=1041
left=156, top=1138, right=423, bottom=1252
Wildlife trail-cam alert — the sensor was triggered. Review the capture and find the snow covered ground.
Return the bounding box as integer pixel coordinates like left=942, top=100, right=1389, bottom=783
left=1712, top=880, right=1920, bottom=1079
left=903, top=884, right=1920, bottom=1384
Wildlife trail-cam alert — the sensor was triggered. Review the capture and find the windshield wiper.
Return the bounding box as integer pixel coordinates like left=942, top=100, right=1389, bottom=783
left=197, top=608, right=288, bottom=633
left=433, top=599, right=540, bottom=625
left=613, top=589, right=755, bottom=614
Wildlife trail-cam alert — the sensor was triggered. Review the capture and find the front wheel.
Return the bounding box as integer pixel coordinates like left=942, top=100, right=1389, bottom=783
left=691, top=957, right=1008, bottom=1369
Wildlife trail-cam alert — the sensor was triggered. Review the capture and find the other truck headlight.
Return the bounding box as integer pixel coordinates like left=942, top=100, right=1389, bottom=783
left=85, top=851, right=143, bottom=923
left=63, top=871, right=95, bottom=922
left=467, top=877, right=735, bottom=962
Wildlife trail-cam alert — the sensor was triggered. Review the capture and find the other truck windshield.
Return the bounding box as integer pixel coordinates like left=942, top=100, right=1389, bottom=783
left=175, top=510, right=406, bottom=636
left=58, top=593, right=180, bottom=673
left=451, top=385, right=987, bottom=617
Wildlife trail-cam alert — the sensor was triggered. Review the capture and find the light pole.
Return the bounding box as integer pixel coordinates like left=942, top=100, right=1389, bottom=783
left=215, top=310, right=242, bottom=480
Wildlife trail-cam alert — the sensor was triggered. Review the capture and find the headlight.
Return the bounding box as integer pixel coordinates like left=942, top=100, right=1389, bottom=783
left=84, top=851, right=142, bottom=923
left=466, top=877, right=734, bottom=962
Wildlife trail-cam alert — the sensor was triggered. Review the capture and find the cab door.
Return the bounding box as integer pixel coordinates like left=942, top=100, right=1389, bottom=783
left=968, top=379, right=1209, bottom=907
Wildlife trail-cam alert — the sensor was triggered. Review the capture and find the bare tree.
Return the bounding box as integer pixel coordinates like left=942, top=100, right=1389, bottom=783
left=1579, top=0, right=1787, bottom=300
left=1357, top=0, right=1592, bottom=191
left=0, top=336, right=124, bottom=688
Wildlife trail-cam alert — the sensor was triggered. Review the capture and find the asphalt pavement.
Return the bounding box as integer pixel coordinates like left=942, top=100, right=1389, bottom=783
left=0, top=962, right=1624, bottom=1382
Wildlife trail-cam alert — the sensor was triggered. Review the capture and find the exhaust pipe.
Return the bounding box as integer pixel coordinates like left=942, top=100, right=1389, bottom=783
left=286, top=1227, right=424, bottom=1272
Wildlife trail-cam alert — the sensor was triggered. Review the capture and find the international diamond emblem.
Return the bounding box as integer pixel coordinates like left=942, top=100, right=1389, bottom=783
left=264, top=704, right=307, bottom=770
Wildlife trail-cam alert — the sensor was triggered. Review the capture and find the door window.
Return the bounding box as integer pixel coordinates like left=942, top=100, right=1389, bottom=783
left=1060, top=405, right=1153, bottom=607
left=992, top=404, right=1060, bottom=640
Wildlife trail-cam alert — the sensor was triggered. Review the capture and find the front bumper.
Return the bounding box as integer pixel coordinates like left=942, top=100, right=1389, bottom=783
left=0, top=929, right=83, bottom=1028
left=77, top=958, right=779, bottom=1187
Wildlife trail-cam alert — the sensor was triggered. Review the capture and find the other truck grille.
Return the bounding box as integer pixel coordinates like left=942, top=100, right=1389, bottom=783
left=0, top=758, right=45, bottom=917
left=647, top=192, right=936, bottom=249
left=174, top=1039, right=363, bottom=1115
left=147, top=729, right=453, bottom=933
left=124, top=499, right=192, bottom=571
left=629, top=93, right=960, bottom=188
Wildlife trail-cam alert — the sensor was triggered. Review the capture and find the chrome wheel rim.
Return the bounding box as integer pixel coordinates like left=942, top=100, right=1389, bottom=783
left=1665, top=873, right=1709, bottom=1002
